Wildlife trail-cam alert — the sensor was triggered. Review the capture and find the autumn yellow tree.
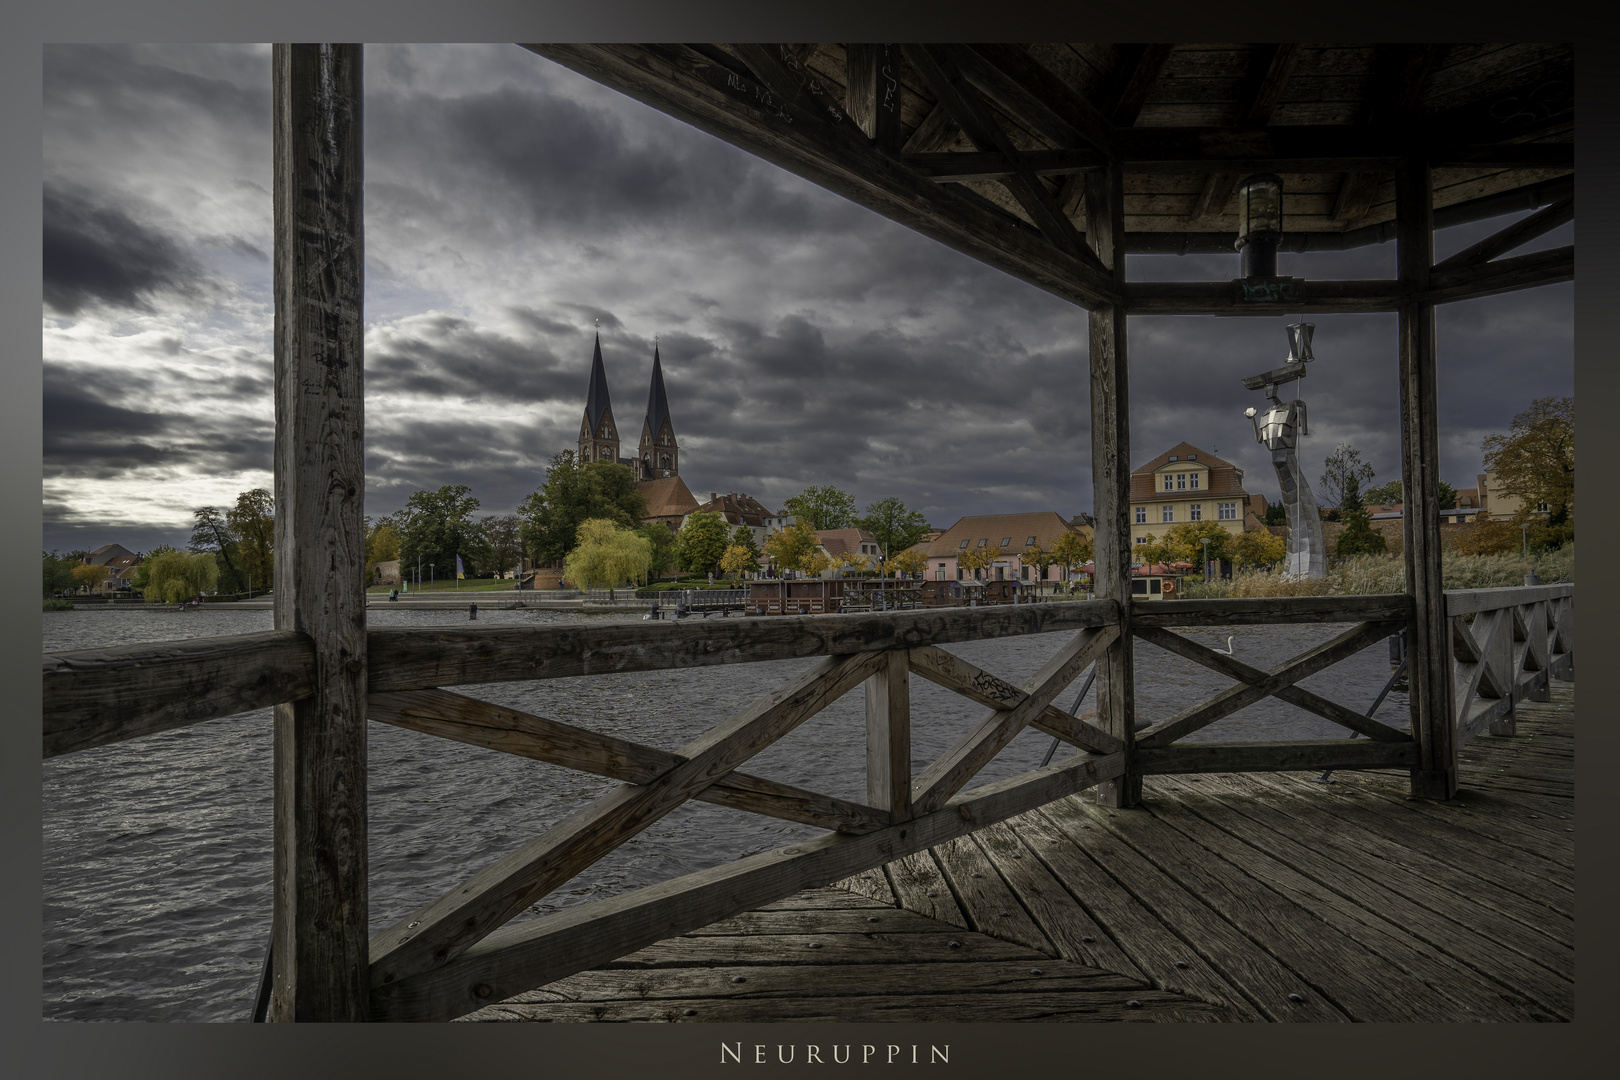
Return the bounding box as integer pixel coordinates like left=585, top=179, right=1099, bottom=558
left=887, top=548, right=927, bottom=578
left=763, top=520, right=820, bottom=574
left=1228, top=529, right=1287, bottom=568
left=720, top=543, right=757, bottom=582
left=958, top=543, right=1002, bottom=579
left=1050, top=531, right=1093, bottom=589
left=71, top=562, right=111, bottom=594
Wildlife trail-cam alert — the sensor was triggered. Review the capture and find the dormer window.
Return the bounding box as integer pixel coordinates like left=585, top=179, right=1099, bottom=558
left=977, top=539, right=988, bottom=548
left=1025, top=536, right=1036, bottom=546
left=1000, top=537, right=1011, bottom=546
left=1168, top=455, right=1178, bottom=462
left=1187, top=454, right=1197, bottom=461
left=958, top=539, right=970, bottom=549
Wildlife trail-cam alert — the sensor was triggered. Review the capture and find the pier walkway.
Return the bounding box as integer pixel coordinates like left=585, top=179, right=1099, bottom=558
left=463, top=680, right=1574, bottom=1023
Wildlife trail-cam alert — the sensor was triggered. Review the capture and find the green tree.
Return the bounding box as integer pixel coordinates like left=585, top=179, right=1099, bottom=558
left=763, top=520, right=821, bottom=575
left=129, top=545, right=177, bottom=593
left=858, top=497, right=929, bottom=558
left=1482, top=396, right=1574, bottom=529
left=674, top=510, right=732, bottom=576
left=1362, top=477, right=1456, bottom=509
left=720, top=544, right=756, bottom=583
left=479, top=514, right=522, bottom=578
left=398, top=485, right=491, bottom=586
left=562, top=518, right=652, bottom=591
left=189, top=505, right=243, bottom=593
left=518, top=450, right=648, bottom=567
left=1334, top=509, right=1388, bottom=557
left=43, top=552, right=78, bottom=597
left=1021, top=543, right=1056, bottom=586
left=1450, top=518, right=1520, bottom=557
left=958, top=542, right=1002, bottom=579
left=637, top=523, right=677, bottom=578
left=729, top=524, right=761, bottom=562
left=1229, top=529, right=1287, bottom=568
left=227, top=488, right=274, bottom=592
left=144, top=550, right=219, bottom=603
left=784, top=485, right=857, bottom=530
left=1160, top=521, right=1234, bottom=569
left=1050, top=531, right=1093, bottom=583
left=1318, top=443, right=1376, bottom=510
left=1262, top=502, right=1288, bottom=526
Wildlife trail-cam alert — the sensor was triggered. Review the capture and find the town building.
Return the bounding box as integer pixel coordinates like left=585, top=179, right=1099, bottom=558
left=1129, top=442, right=1261, bottom=548
left=688, top=491, right=775, bottom=545
left=83, top=543, right=137, bottom=566
left=909, top=512, right=1092, bottom=583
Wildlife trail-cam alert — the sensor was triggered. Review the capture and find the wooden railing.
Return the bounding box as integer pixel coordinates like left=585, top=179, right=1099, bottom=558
left=41, top=586, right=1574, bottom=1021
left=1446, top=583, right=1574, bottom=744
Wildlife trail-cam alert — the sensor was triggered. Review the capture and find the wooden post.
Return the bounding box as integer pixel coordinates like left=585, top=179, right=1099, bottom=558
left=865, top=650, right=911, bottom=819
left=1085, top=159, right=1138, bottom=807
left=270, top=43, right=370, bottom=1021
left=1396, top=156, right=1456, bottom=800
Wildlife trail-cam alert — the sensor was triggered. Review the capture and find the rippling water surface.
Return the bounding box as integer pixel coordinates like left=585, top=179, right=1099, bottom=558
left=42, top=605, right=1408, bottom=1021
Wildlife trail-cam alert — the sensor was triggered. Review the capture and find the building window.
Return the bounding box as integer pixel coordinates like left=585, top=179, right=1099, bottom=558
left=1001, top=537, right=1011, bottom=546
left=1025, top=536, right=1036, bottom=546
left=1163, top=475, right=1174, bottom=491
left=1190, top=473, right=1200, bottom=489
left=1149, top=578, right=1161, bottom=595
left=977, top=539, right=988, bottom=548
left=1187, top=454, right=1197, bottom=461
left=1131, top=579, right=1148, bottom=595
left=1021, top=565, right=1029, bottom=580
left=1190, top=504, right=1202, bottom=521
left=975, top=568, right=983, bottom=580
left=1135, top=536, right=1147, bottom=545
left=1163, top=506, right=1175, bottom=523
left=1176, top=473, right=1186, bottom=490
left=937, top=570, right=946, bottom=580
left=1135, top=506, right=1147, bottom=523
left=1219, top=502, right=1237, bottom=520
left=959, top=539, right=970, bottom=549
left=957, top=569, right=963, bottom=580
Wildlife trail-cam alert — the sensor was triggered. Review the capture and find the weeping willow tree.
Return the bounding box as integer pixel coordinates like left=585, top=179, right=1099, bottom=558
left=143, top=550, right=219, bottom=603
left=562, top=518, right=652, bottom=594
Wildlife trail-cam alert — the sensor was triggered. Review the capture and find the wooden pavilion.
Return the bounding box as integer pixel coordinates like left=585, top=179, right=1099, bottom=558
left=42, top=43, right=1573, bottom=1022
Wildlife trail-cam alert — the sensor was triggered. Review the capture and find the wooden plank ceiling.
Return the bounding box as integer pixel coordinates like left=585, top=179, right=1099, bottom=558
left=523, top=44, right=1573, bottom=310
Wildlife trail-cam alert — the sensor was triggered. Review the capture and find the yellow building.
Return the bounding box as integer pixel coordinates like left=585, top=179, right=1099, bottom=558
left=1129, top=443, right=1265, bottom=548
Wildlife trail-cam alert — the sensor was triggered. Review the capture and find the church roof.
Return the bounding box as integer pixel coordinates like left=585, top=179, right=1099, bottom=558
left=639, top=475, right=699, bottom=519
left=584, top=333, right=613, bottom=431
left=644, top=343, right=672, bottom=440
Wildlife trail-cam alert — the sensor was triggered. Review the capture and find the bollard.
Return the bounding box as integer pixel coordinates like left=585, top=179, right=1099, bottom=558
left=469, top=603, right=477, bottom=620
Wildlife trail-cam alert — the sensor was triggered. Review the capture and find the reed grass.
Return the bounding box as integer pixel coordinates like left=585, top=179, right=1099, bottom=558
left=1178, top=545, right=1573, bottom=599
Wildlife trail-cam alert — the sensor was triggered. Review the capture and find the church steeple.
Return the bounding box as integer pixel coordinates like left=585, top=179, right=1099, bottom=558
left=579, top=332, right=620, bottom=465
left=638, top=340, right=678, bottom=479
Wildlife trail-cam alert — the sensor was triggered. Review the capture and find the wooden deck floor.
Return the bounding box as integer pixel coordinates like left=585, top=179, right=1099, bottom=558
left=462, top=680, right=1574, bottom=1023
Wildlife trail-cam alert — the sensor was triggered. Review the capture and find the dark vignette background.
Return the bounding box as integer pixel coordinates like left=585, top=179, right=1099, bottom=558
left=6, top=3, right=1613, bottom=1078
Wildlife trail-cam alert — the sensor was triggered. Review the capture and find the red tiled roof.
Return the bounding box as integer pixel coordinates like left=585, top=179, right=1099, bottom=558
left=639, top=475, right=699, bottom=519
left=916, top=512, right=1082, bottom=559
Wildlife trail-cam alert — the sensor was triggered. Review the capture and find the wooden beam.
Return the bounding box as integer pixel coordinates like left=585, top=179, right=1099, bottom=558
left=1134, top=621, right=1406, bottom=749
left=905, top=644, right=1123, bottom=755
left=1086, top=153, right=1137, bottom=808
left=842, top=43, right=878, bottom=139
left=1124, top=278, right=1407, bottom=316
left=731, top=43, right=854, bottom=130
left=899, top=101, right=961, bottom=153
left=367, top=601, right=1115, bottom=693
left=1427, top=245, right=1573, bottom=304
left=369, top=748, right=1127, bottom=1021
left=1134, top=740, right=1418, bottom=775
left=864, top=650, right=912, bottom=819
left=1433, top=143, right=1574, bottom=168
left=1105, top=44, right=1174, bottom=126
left=1133, top=625, right=1411, bottom=743
left=1130, top=595, right=1414, bottom=627
left=369, top=689, right=890, bottom=834
left=366, top=651, right=884, bottom=989
left=1397, top=155, right=1456, bottom=801
left=903, top=45, right=1094, bottom=266
left=269, top=42, right=368, bottom=1023
left=525, top=44, right=1121, bottom=309
left=1190, top=172, right=1237, bottom=224
left=952, top=44, right=1117, bottom=156
left=910, top=627, right=1117, bottom=813
left=903, top=148, right=1106, bottom=182
left=1432, top=198, right=1574, bottom=272
left=43, top=630, right=314, bottom=757
left=1242, top=44, right=1299, bottom=126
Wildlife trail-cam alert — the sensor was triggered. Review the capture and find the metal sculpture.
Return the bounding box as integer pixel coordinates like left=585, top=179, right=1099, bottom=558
left=1243, top=322, right=1326, bottom=578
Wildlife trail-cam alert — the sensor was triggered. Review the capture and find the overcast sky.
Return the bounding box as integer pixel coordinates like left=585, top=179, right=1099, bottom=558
left=41, top=43, right=1574, bottom=555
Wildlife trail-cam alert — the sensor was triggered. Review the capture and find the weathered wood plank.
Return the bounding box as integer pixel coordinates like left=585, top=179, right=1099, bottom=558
left=367, top=651, right=885, bottom=989
left=684, top=907, right=946, bottom=936
left=1431, top=195, right=1573, bottom=271
left=366, top=601, right=1116, bottom=693
left=864, top=650, right=911, bottom=819
left=906, top=644, right=1123, bottom=754
left=1425, top=244, right=1573, bottom=304
left=368, top=749, right=1125, bottom=1020
left=480, top=958, right=1147, bottom=1010
left=1443, top=583, right=1574, bottom=616
left=1133, top=624, right=1411, bottom=742
left=467, top=987, right=1232, bottom=1023
left=268, top=42, right=369, bottom=1023
left=930, top=836, right=1055, bottom=955
left=831, top=868, right=898, bottom=906
left=1134, top=740, right=1418, bottom=774
left=369, top=688, right=889, bottom=834
left=885, top=851, right=968, bottom=928
left=1129, top=595, right=1412, bottom=626
left=1084, top=785, right=1474, bottom=1021
left=42, top=630, right=314, bottom=757
left=969, top=820, right=1148, bottom=980
left=1144, top=777, right=1553, bottom=1021
left=912, top=627, right=1116, bottom=812
left=605, top=931, right=1039, bottom=967
left=1135, top=620, right=1404, bottom=748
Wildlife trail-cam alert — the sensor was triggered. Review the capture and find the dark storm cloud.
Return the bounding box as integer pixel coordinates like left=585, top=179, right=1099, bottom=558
left=44, top=43, right=268, bottom=131
left=364, top=80, right=865, bottom=241
left=367, top=315, right=574, bottom=401
left=43, top=187, right=202, bottom=316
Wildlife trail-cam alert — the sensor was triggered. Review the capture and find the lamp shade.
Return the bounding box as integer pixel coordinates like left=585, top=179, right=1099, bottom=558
left=1286, top=322, right=1315, bottom=363
left=1236, top=174, right=1284, bottom=247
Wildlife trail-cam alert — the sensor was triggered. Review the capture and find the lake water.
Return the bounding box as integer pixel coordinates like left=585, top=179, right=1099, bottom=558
left=42, top=606, right=1409, bottom=1021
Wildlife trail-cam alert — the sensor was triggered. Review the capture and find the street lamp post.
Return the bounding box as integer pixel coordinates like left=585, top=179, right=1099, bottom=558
left=1521, top=522, right=1529, bottom=557
left=1201, top=537, right=1211, bottom=582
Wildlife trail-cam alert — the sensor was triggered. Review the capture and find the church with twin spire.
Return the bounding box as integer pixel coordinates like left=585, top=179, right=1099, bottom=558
left=578, top=333, right=699, bottom=530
